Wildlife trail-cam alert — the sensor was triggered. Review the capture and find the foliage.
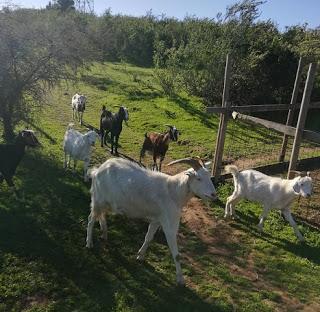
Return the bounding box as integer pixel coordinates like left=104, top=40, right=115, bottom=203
left=95, top=10, right=156, bottom=67
left=152, top=0, right=309, bottom=106
left=46, top=0, right=75, bottom=11
left=0, top=8, right=94, bottom=141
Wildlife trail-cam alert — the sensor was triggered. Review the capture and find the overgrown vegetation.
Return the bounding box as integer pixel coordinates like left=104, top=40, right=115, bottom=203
left=0, top=8, right=96, bottom=141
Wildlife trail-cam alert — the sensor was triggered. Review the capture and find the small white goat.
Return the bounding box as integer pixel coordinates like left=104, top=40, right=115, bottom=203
left=86, top=157, right=216, bottom=285
left=63, top=123, right=99, bottom=181
left=225, top=165, right=313, bottom=241
left=71, top=93, right=86, bottom=125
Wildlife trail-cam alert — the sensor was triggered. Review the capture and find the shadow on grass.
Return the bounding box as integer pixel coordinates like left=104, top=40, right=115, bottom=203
left=126, top=88, right=162, bottom=101
left=81, top=74, right=114, bottom=91
left=24, top=120, right=57, bottom=144
left=0, top=153, right=221, bottom=311
left=225, top=120, right=282, bottom=145
left=230, top=209, right=320, bottom=265
left=172, top=95, right=216, bottom=129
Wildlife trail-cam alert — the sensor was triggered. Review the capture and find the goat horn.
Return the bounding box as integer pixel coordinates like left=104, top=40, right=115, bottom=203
left=167, top=157, right=204, bottom=170
left=290, top=170, right=307, bottom=177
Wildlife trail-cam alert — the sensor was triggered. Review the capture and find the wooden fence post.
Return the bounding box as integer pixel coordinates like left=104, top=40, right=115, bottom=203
left=212, top=54, right=232, bottom=181
left=279, top=57, right=305, bottom=162
left=287, top=63, right=318, bottom=179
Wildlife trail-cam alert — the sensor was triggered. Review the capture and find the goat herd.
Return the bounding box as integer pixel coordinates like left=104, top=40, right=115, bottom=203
left=0, top=93, right=314, bottom=286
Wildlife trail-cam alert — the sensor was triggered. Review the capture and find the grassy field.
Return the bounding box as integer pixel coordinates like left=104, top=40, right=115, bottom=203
left=1, top=62, right=320, bottom=311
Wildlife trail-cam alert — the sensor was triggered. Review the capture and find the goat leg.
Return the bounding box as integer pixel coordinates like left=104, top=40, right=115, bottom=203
left=100, top=129, right=105, bottom=147
left=114, top=135, right=119, bottom=156
left=110, top=134, right=114, bottom=154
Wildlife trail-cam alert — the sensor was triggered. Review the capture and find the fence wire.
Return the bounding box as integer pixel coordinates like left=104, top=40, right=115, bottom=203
left=223, top=119, right=320, bottom=171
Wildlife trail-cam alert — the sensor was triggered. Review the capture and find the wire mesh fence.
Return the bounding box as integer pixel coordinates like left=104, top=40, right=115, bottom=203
left=223, top=119, right=320, bottom=172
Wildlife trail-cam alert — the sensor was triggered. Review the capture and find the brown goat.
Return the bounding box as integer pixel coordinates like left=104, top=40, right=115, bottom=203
left=139, top=125, right=180, bottom=171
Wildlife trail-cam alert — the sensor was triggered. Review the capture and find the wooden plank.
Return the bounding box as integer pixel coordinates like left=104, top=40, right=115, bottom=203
left=212, top=55, right=232, bottom=181
left=232, top=112, right=297, bottom=136
left=288, top=63, right=318, bottom=178
left=279, top=57, right=305, bottom=162
left=232, top=111, right=320, bottom=144
left=215, top=156, right=320, bottom=183
left=207, top=104, right=291, bottom=114
left=206, top=101, right=320, bottom=115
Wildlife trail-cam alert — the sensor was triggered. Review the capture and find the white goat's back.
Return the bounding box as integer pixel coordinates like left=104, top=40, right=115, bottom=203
left=238, top=170, right=284, bottom=202
left=63, top=128, right=96, bottom=161
left=91, top=158, right=171, bottom=218
left=228, top=167, right=299, bottom=208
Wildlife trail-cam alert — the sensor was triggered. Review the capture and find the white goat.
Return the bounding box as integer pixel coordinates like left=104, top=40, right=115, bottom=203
left=225, top=165, right=313, bottom=241
left=71, top=93, right=86, bottom=125
left=86, top=157, right=217, bottom=285
left=63, top=123, right=99, bottom=181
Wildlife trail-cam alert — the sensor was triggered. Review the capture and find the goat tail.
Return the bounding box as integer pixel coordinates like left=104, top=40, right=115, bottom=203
left=225, top=165, right=239, bottom=177
left=67, top=123, right=75, bottom=130
left=88, top=167, right=99, bottom=179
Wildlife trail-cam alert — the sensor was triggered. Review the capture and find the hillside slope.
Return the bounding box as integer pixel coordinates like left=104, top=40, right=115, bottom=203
left=0, top=62, right=320, bottom=311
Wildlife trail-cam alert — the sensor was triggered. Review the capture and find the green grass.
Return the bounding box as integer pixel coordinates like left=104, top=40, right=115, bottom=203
left=1, top=62, right=320, bottom=311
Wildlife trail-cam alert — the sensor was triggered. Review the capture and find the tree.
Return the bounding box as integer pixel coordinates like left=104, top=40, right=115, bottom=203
left=0, top=8, right=94, bottom=141
left=57, top=0, right=75, bottom=12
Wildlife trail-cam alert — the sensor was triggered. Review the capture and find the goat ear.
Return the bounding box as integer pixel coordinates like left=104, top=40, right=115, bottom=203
left=293, top=182, right=300, bottom=194
left=185, top=169, right=196, bottom=177
left=307, top=171, right=311, bottom=177
left=204, top=161, right=212, bottom=169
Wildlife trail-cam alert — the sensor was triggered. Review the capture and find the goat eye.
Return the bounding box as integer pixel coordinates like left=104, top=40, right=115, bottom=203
left=301, top=183, right=304, bottom=186
left=197, top=177, right=201, bottom=181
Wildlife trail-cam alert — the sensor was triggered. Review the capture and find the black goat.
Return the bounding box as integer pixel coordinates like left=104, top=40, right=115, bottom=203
left=0, top=130, right=40, bottom=190
left=100, top=105, right=129, bottom=155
